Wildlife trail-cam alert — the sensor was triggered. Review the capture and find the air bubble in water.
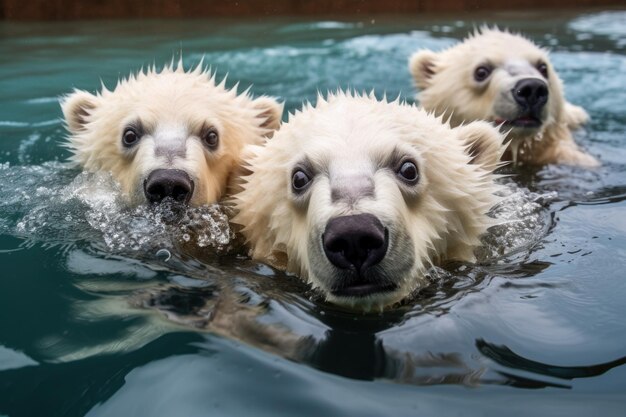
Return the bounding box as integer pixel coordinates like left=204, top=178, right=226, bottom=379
left=156, top=248, right=172, bottom=262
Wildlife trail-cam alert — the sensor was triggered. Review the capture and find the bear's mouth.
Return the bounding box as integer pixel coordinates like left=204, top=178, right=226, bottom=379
left=331, top=282, right=397, bottom=297
left=494, top=115, right=542, bottom=129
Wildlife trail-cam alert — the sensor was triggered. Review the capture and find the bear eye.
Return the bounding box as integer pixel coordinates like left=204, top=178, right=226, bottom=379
left=536, top=62, right=549, bottom=78
left=202, top=128, right=219, bottom=150
left=397, top=160, right=419, bottom=184
left=292, top=169, right=312, bottom=193
left=122, top=127, right=141, bottom=148
left=474, top=65, right=493, bottom=82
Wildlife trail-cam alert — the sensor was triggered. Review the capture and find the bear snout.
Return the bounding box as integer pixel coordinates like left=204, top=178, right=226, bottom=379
left=512, top=78, right=548, bottom=114
left=322, top=213, right=388, bottom=274
left=144, top=169, right=194, bottom=204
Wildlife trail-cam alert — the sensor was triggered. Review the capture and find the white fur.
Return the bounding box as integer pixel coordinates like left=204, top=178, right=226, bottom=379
left=61, top=61, right=283, bottom=205
left=409, top=27, right=598, bottom=167
left=233, top=92, right=506, bottom=310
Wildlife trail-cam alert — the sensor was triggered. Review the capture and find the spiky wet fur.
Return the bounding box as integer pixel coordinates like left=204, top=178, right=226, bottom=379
left=409, top=27, right=598, bottom=167
left=233, top=92, right=507, bottom=311
left=61, top=60, right=282, bottom=206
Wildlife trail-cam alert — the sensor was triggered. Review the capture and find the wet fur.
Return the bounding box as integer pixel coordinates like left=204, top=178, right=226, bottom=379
left=409, top=27, right=598, bottom=167
left=233, top=92, right=506, bottom=310
left=61, top=61, right=282, bottom=206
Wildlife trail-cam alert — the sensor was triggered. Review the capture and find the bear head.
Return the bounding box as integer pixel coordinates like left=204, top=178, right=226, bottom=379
left=233, top=92, right=506, bottom=310
left=409, top=27, right=584, bottom=155
left=62, top=62, right=282, bottom=207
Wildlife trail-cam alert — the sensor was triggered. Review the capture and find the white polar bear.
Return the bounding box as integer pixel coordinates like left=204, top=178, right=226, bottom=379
left=409, top=28, right=598, bottom=167
left=233, top=92, right=506, bottom=311
left=62, top=62, right=282, bottom=206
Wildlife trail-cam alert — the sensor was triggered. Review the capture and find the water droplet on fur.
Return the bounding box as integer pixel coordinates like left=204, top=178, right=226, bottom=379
left=510, top=140, right=520, bottom=165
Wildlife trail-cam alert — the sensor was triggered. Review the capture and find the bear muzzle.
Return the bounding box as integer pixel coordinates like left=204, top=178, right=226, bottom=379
left=498, top=78, right=549, bottom=129
left=512, top=78, right=548, bottom=111
left=494, top=78, right=549, bottom=130
left=322, top=214, right=396, bottom=297
left=143, top=169, right=195, bottom=204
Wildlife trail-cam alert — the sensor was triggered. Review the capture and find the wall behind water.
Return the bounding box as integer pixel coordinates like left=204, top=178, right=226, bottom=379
left=1, top=0, right=624, bottom=20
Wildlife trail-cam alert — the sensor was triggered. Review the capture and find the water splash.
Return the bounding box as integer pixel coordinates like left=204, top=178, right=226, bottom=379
left=478, top=181, right=556, bottom=262
left=2, top=165, right=238, bottom=257
left=1, top=161, right=553, bottom=274
left=569, top=11, right=626, bottom=48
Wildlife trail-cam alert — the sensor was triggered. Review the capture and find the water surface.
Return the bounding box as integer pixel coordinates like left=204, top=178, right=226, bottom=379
left=0, top=10, right=625, bottom=417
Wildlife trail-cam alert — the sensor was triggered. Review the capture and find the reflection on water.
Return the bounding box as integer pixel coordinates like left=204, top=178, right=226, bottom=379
left=53, top=251, right=626, bottom=390
left=1, top=9, right=626, bottom=417
left=477, top=339, right=626, bottom=384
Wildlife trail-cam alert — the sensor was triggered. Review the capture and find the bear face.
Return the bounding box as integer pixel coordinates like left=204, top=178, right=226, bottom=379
left=233, top=93, right=506, bottom=310
left=409, top=28, right=598, bottom=167
left=62, top=62, right=282, bottom=207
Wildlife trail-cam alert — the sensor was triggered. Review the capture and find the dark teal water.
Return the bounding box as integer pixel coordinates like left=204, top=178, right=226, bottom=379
left=1, top=10, right=626, bottom=417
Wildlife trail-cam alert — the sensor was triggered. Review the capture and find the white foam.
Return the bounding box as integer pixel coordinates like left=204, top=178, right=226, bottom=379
left=478, top=182, right=555, bottom=262
left=569, top=11, right=626, bottom=38
left=4, top=166, right=237, bottom=256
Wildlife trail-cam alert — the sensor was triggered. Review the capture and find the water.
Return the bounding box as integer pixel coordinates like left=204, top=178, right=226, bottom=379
left=1, top=10, right=625, bottom=416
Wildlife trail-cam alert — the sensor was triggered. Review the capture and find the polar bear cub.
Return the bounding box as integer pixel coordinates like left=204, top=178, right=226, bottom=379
left=62, top=62, right=282, bottom=206
left=233, top=92, right=506, bottom=310
left=409, top=27, right=598, bottom=167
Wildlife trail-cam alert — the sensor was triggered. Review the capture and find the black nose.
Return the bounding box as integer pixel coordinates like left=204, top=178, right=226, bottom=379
left=512, top=78, right=549, bottom=111
left=323, top=214, right=388, bottom=273
left=144, top=169, right=194, bottom=204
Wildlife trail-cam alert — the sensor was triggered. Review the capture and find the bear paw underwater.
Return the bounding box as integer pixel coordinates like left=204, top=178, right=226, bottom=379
left=409, top=27, right=598, bottom=167
left=61, top=61, right=282, bottom=208
left=233, top=92, right=507, bottom=311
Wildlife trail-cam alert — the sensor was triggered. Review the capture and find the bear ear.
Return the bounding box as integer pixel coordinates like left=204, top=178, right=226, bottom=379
left=562, top=101, right=589, bottom=129
left=61, top=90, right=99, bottom=134
left=409, top=50, right=439, bottom=89
left=252, top=96, right=283, bottom=132
left=455, top=121, right=506, bottom=172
